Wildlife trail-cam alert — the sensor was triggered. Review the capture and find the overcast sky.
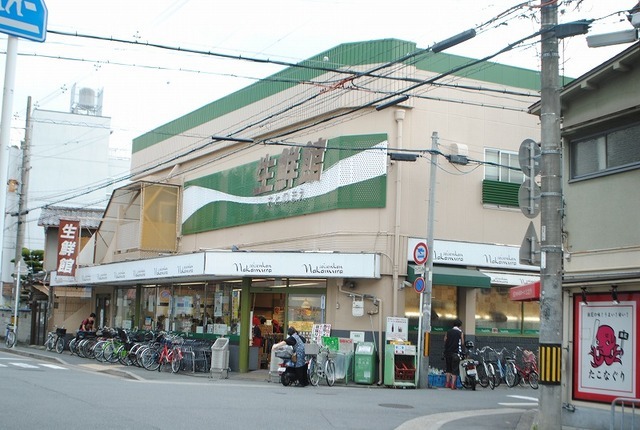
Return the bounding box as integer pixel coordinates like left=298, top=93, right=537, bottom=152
left=1, top=0, right=637, bottom=155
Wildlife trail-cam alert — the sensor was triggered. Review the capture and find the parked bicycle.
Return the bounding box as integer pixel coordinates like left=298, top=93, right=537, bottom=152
left=5, top=323, right=16, bottom=348
left=505, top=346, right=539, bottom=389
left=308, top=345, right=336, bottom=386
left=44, top=327, right=66, bottom=353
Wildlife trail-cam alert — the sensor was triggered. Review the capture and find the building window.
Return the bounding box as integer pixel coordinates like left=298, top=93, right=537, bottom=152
left=485, top=149, right=524, bottom=184
left=482, top=149, right=523, bottom=207
left=570, top=122, right=640, bottom=180
left=475, top=287, right=539, bottom=335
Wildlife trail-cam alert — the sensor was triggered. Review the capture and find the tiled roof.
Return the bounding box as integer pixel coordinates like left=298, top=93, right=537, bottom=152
left=37, top=206, right=104, bottom=229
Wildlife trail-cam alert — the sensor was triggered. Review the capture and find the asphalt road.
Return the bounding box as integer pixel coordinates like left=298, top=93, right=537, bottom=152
left=1, top=344, right=541, bottom=430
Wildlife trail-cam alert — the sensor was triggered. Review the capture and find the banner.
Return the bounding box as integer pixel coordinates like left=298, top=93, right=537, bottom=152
left=56, top=219, right=80, bottom=278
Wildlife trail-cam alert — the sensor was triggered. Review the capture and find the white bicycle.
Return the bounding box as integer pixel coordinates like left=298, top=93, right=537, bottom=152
left=308, top=345, right=336, bottom=386
left=5, top=323, right=16, bottom=348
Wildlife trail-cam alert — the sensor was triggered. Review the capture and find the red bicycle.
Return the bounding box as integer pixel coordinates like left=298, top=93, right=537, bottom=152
left=140, top=334, right=184, bottom=373
left=505, top=346, right=539, bottom=389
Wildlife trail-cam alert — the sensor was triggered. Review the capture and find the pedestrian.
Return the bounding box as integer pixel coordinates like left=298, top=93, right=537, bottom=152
left=80, top=312, right=96, bottom=332
left=443, top=318, right=464, bottom=389
left=272, top=326, right=308, bottom=386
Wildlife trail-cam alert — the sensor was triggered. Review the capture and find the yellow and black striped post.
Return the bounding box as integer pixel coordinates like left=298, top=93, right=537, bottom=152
left=539, top=343, right=562, bottom=385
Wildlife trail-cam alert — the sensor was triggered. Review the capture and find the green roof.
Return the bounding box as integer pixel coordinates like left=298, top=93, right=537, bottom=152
left=133, top=38, right=541, bottom=153
left=408, top=264, right=491, bottom=289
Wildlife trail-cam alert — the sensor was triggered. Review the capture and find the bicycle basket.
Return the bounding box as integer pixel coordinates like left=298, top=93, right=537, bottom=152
left=274, top=345, right=293, bottom=359
left=56, top=328, right=67, bottom=336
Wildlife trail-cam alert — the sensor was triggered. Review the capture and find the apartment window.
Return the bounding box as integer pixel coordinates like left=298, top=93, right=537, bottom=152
left=485, top=149, right=524, bottom=184
left=482, top=149, right=524, bottom=207
left=570, top=122, right=640, bottom=179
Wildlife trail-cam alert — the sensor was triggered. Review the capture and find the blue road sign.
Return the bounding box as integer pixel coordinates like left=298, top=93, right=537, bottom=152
left=413, top=277, right=425, bottom=294
left=0, top=0, right=48, bottom=42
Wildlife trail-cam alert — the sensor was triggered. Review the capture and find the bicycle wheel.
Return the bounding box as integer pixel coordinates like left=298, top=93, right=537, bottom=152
left=55, top=337, right=65, bottom=354
left=117, top=345, right=133, bottom=366
left=487, top=363, right=497, bottom=390
left=141, top=347, right=160, bottom=371
left=6, top=330, right=16, bottom=348
left=103, top=341, right=119, bottom=363
left=528, top=370, right=539, bottom=389
left=171, top=347, right=182, bottom=373
left=477, top=363, right=490, bottom=388
left=325, top=359, right=336, bottom=386
left=45, top=335, right=54, bottom=351
left=308, top=358, right=320, bottom=386
left=505, top=362, right=518, bottom=388
left=490, top=363, right=501, bottom=388
left=93, top=340, right=107, bottom=362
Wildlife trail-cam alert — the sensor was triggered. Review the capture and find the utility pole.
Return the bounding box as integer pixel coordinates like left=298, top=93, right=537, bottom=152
left=15, top=96, right=32, bottom=266
left=538, top=1, right=563, bottom=428
left=10, top=96, right=32, bottom=340
left=417, top=131, right=437, bottom=388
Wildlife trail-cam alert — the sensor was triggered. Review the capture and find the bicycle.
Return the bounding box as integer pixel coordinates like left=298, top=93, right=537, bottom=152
left=476, top=346, right=495, bottom=389
left=140, top=333, right=184, bottom=373
left=505, top=346, right=539, bottom=389
left=308, top=345, right=336, bottom=386
left=44, top=327, right=66, bottom=353
left=5, top=323, right=16, bottom=348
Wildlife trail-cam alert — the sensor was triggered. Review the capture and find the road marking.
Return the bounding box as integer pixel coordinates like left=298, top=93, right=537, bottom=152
left=508, top=395, right=538, bottom=402
left=40, top=364, right=67, bottom=370
left=395, top=408, right=526, bottom=430
left=499, top=402, right=538, bottom=407
left=11, top=362, right=39, bottom=369
left=0, top=363, right=7, bottom=367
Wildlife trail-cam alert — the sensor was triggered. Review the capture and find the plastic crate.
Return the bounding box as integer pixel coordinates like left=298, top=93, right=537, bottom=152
left=428, top=374, right=446, bottom=387
left=394, top=362, right=416, bottom=381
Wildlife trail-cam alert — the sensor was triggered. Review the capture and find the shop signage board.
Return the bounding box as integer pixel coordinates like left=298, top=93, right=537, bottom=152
left=51, top=251, right=381, bottom=286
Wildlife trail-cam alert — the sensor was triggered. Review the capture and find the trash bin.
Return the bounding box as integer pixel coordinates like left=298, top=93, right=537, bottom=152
left=354, top=342, right=376, bottom=385
left=210, top=337, right=230, bottom=379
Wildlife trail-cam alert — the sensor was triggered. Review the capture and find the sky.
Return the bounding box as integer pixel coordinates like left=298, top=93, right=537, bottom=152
left=0, top=0, right=637, bottom=157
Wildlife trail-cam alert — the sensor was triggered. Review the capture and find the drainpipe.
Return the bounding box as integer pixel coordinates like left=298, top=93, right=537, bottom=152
left=392, top=109, right=405, bottom=317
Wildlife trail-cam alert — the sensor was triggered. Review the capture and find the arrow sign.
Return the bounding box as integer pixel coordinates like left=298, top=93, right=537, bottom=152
left=0, top=0, right=48, bottom=42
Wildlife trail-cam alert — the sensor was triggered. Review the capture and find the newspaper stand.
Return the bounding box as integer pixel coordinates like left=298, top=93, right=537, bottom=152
left=209, top=337, right=230, bottom=379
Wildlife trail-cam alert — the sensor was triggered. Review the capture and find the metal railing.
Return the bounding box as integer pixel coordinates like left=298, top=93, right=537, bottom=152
left=611, top=397, right=639, bottom=430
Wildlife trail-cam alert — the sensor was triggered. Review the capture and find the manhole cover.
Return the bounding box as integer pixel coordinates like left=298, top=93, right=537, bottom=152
left=379, top=403, right=414, bottom=409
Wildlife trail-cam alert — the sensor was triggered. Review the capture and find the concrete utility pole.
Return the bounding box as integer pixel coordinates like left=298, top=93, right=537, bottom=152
left=15, top=96, right=32, bottom=266
left=538, top=1, right=564, bottom=428
left=417, top=131, right=438, bottom=388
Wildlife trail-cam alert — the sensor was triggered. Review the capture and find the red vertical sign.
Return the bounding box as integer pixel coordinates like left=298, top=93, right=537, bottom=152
left=56, top=219, right=80, bottom=277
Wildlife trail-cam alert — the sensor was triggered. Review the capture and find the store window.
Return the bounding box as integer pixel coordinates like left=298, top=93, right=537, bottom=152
left=114, top=287, right=137, bottom=329
left=475, top=287, right=540, bottom=335
left=404, top=285, right=459, bottom=335
left=287, top=294, right=323, bottom=339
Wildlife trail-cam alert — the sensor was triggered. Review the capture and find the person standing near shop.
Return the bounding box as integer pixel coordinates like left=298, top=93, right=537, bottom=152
left=443, top=318, right=464, bottom=389
left=272, top=326, right=308, bottom=387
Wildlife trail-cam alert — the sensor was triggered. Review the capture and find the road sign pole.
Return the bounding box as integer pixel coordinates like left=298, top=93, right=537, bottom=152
left=418, top=131, right=438, bottom=388
left=0, top=36, right=19, bottom=305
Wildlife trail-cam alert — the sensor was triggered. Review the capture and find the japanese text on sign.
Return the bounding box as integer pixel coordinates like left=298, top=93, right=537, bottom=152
left=56, top=219, right=80, bottom=277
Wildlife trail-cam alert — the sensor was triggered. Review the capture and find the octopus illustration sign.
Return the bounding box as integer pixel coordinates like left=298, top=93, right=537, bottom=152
left=573, top=293, right=638, bottom=403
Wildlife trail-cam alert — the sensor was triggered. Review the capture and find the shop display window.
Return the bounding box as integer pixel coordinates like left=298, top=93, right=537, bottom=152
left=475, top=286, right=540, bottom=335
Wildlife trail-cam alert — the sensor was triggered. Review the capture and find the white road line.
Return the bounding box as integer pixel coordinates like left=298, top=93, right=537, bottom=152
left=507, top=395, right=539, bottom=402
left=39, top=364, right=67, bottom=370
left=0, top=363, right=7, bottom=367
left=11, top=362, right=39, bottom=369
left=499, top=402, right=538, bottom=407
left=395, top=408, right=526, bottom=430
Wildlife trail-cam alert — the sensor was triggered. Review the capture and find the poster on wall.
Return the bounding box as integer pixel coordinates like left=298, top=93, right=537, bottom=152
left=386, top=317, right=408, bottom=341
left=573, top=292, right=638, bottom=403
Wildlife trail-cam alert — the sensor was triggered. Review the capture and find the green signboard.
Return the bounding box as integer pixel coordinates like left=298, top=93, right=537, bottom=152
left=182, top=134, right=388, bottom=234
